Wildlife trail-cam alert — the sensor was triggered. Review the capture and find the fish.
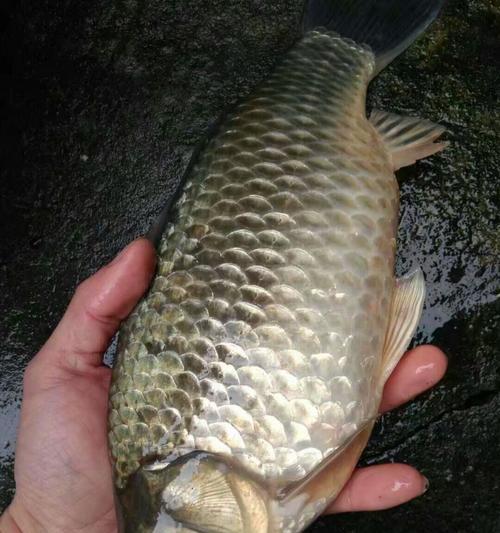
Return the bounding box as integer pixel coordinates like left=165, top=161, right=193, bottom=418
left=108, top=0, right=447, bottom=531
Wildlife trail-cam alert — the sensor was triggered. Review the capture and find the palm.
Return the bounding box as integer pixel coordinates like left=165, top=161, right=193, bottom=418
left=14, top=366, right=116, bottom=532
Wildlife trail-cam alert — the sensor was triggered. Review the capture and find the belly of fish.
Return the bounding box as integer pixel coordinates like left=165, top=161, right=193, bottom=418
left=109, top=31, right=398, bottom=495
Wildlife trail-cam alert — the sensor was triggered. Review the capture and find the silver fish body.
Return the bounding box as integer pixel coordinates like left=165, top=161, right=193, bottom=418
left=109, top=3, right=446, bottom=531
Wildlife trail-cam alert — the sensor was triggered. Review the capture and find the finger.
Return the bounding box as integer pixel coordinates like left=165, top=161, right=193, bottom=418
left=380, top=345, right=447, bottom=413
left=327, top=463, right=428, bottom=514
left=40, top=238, right=156, bottom=371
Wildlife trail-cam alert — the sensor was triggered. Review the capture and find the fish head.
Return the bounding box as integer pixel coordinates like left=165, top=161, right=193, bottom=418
left=118, top=451, right=270, bottom=533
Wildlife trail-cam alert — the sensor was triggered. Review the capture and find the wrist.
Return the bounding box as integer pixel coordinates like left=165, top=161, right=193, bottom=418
left=0, top=502, right=43, bottom=533
left=0, top=507, right=22, bottom=533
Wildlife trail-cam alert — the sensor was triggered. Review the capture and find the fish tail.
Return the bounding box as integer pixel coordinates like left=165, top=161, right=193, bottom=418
left=303, top=0, right=445, bottom=75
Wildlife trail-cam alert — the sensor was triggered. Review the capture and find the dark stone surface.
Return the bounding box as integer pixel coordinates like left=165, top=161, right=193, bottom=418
left=0, top=0, right=498, bottom=531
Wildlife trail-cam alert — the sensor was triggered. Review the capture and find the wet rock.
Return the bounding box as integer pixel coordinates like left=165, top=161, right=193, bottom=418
left=0, top=0, right=498, bottom=531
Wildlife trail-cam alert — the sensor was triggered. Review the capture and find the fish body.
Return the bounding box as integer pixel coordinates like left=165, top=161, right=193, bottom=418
left=108, top=1, right=446, bottom=532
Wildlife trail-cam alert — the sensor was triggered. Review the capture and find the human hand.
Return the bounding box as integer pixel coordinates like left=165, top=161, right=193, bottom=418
left=0, top=238, right=447, bottom=532
left=0, top=239, right=156, bottom=533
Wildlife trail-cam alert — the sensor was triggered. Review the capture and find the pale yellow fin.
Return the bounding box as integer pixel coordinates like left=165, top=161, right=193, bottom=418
left=275, top=420, right=376, bottom=529
left=380, top=268, right=426, bottom=384
left=160, top=452, right=269, bottom=533
left=370, top=110, right=447, bottom=170
left=164, top=464, right=245, bottom=533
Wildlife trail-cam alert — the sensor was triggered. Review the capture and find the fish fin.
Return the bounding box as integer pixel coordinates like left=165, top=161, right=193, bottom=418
left=159, top=452, right=268, bottom=533
left=277, top=421, right=375, bottom=523
left=370, top=110, right=447, bottom=170
left=303, top=0, right=445, bottom=75
left=380, top=268, right=426, bottom=385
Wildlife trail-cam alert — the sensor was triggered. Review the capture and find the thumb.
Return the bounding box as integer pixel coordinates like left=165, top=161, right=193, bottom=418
left=38, top=238, right=156, bottom=373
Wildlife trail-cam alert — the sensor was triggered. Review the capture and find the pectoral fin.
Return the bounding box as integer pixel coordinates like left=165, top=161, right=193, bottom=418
left=370, top=110, right=447, bottom=170
left=380, top=268, right=426, bottom=385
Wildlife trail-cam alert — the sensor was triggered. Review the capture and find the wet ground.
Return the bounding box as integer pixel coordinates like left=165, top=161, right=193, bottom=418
left=0, top=0, right=498, bottom=530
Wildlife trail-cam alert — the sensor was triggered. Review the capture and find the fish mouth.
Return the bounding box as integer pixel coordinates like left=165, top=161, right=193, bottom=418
left=117, top=451, right=270, bottom=533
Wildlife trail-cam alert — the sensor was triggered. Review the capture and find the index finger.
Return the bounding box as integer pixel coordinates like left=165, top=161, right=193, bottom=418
left=380, top=345, right=447, bottom=413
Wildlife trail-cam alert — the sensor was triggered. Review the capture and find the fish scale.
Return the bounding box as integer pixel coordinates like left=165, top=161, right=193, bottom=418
left=109, top=31, right=398, bottom=494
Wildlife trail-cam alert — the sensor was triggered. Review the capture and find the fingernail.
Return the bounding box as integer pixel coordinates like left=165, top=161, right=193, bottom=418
left=421, top=476, right=430, bottom=494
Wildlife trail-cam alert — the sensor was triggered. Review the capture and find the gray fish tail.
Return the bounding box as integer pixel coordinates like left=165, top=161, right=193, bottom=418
left=303, top=0, right=445, bottom=75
